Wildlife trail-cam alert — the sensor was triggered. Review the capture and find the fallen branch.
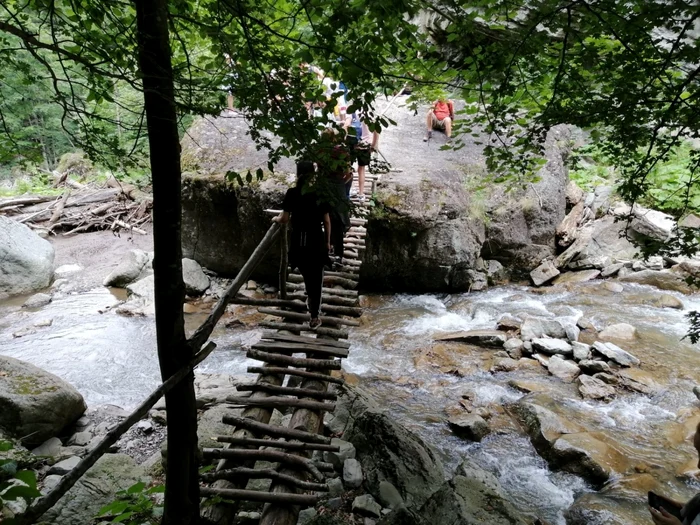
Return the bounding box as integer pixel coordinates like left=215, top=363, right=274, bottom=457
left=114, top=219, right=147, bottom=235
left=48, top=190, right=70, bottom=228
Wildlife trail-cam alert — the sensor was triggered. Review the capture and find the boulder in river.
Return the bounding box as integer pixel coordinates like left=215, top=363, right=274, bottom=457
left=531, top=338, right=573, bottom=356
left=0, top=216, right=55, bottom=297
left=529, top=260, right=560, bottom=286
left=103, top=249, right=150, bottom=287
left=520, top=316, right=567, bottom=341
left=618, top=269, right=696, bottom=294
left=598, top=323, right=637, bottom=341
left=447, top=413, right=490, bottom=441
left=0, top=355, right=86, bottom=446
left=434, top=330, right=506, bottom=347
left=182, top=258, right=210, bottom=296
left=417, top=461, right=528, bottom=525
left=546, top=355, right=580, bottom=382
left=340, top=385, right=445, bottom=510
left=577, top=375, right=616, bottom=400
left=551, top=269, right=600, bottom=284
left=592, top=341, right=640, bottom=367
left=549, top=431, right=631, bottom=485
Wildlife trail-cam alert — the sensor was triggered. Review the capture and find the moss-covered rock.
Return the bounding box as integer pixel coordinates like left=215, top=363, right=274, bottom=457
left=0, top=356, right=86, bottom=447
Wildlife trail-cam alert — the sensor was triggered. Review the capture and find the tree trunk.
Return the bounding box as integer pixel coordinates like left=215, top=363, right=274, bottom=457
left=133, top=1, right=199, bottom=524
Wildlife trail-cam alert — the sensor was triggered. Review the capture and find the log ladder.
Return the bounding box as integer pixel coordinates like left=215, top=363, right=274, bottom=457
left=200, top=171, right=374, bottom=525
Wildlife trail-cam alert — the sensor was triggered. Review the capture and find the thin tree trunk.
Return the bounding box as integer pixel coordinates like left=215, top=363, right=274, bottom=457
left=133, top=1, right=199, bottom=524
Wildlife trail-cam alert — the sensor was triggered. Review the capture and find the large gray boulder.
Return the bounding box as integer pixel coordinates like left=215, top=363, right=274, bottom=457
left=363, top=172, right=485, bottom=292
left=0, top=356, right=86, bottom=446
left=182, top=258, right=210, bottom=296
left=418, top=462, right=527, bottom=525
left=103, top=249, right=150, bottom=287
left=41, top=454, right=149, bottom=525
left=0, top=216, right=55, bottom=296
left=338, top=386, right=445, bottom=510
left=180, top=115, right=296, bottom=280
left=482, top=125, right=571, bottom=275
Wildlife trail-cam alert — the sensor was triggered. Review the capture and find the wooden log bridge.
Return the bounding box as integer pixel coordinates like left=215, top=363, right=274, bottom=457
left=200, top=168, right=377, bottom=525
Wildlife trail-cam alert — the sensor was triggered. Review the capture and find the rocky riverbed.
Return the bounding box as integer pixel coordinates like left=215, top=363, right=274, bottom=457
left=1, top=221, right=699, bottom=524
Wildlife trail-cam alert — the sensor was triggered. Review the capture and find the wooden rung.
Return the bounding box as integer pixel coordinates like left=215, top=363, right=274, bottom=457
left=260, top=331, right=350, bottom=349
left=213, top=437, right=340, bottom=453
left=222, top=414, right=331, bottom=444
left=259, top=321, right=349, bottom=339
left=201, top=467, right=329, bottom=492
left=344, top=244, right=365, bottom=251
left=237, top=383, right=337, bottom=400
left=288, top=269, right=359, bottom=281
left=226, top=395, right=336, bottom=413
left=258, top=307, right=360, bottom=327
left=248, top=366, right=345, bottom=385
left=202, top=448, right=326, bottom=480
left=247, top=348, right=343, bottom=369
left=286, top=292, right=359, bottom=307
left=252, top=342, right=349, bottom=358
left=200, top=486, right=319, bottom=506
left=287, top=273, right=358, bottom=290
left=285, top=282, right=358, bottom=297
left=234, top=296, right=362, bottom=317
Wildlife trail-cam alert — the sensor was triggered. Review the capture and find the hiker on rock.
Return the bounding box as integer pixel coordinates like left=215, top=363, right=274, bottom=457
left=274, top=161, right=331, bottom=330
left=344, top=111, right=378, bottom=202
left=424, top=97, right=455, bottom=143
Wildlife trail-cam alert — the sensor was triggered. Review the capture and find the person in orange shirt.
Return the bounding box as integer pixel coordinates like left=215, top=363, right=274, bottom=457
left=424, top=98, right=455, bottom=142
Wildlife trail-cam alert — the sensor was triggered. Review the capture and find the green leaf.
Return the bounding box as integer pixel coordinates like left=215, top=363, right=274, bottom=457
left=0, top=441, right=12, bottom=452
left=112, top=511, right=135, bottom=523
left=126, top=481, right=145, bottom=494
left=97, top=500, right=131, bottom=517
left=255, top=167, right=264, bottom=180
left=13, top=470, right=37, bottom=490
left=2, top=484, right=41, bottom=502
left=146, top=484, right=165, bottom=494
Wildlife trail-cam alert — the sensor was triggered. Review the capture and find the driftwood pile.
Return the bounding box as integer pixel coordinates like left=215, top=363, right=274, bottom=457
left=0, top=173, right=152, bottom=236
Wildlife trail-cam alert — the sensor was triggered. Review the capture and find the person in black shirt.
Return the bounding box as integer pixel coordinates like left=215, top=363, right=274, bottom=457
left=274, top=161, right=331, bottom=330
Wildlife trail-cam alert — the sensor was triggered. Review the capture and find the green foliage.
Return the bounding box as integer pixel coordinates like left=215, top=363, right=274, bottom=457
left=96, top=482, right=165, bottom=525
left=571, top=141, right=700, bottom=216
left=0, top=440, right=42, bottom=520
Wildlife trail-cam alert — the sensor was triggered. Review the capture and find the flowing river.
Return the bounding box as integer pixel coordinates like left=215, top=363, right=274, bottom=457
left=2, top=280, right=699, bottom=524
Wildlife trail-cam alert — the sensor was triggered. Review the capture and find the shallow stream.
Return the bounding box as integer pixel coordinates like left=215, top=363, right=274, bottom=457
left=2, top=281, right=700, bottom=524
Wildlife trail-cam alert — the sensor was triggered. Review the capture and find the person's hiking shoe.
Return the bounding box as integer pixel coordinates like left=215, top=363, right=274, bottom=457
left=423, top=131, right=433, bottom=142
left=309, top=318, right=322, bottom=330
left=358, top=194, right=366, bottom=203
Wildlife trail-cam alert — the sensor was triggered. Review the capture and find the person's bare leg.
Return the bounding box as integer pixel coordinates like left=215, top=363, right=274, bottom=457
left=358, top=164, right=366, bottom=196
left=227, top=93, right=234, bottom=111
left=444, top=117, right=452, bottom=138
left=424, top=110, right=434, bottom=141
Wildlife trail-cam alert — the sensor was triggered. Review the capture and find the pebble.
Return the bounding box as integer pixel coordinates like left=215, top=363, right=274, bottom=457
left=48, top=456, right=81, bottom=475
left=297, top=508, right=317, bottom=524
left=327, top=477, right=344, bottom=496
left=325, top=497, right=343, bottom=509
left=352, top=494, right=382, bottom=518
left=67, top=431, right=92, bottom=447
left=343, top=458, right=363, bottom=489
